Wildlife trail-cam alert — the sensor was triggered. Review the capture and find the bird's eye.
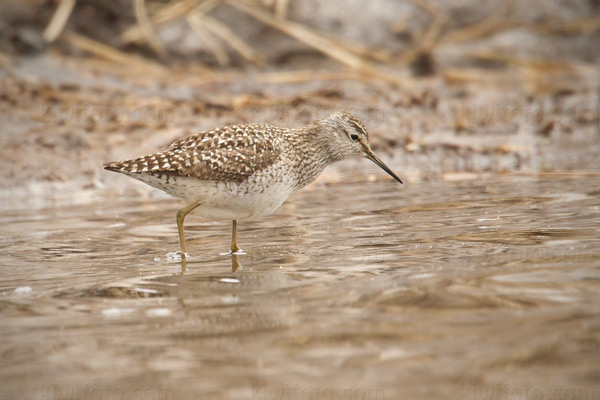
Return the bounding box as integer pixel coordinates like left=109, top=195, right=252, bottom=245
left=350, top=134, right=359, bottom=141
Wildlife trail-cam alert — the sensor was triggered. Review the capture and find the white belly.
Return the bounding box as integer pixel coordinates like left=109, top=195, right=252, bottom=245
left=124, top=172, right=295, bottom=220
left=190, top=180, right=294, bottom=220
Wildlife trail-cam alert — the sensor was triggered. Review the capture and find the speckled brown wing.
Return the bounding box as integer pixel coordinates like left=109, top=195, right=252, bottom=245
left=104, top=124, right=283, bottom=183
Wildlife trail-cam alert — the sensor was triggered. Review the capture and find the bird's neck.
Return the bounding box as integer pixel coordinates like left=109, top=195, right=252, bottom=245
left=302, top=123, right=347, bottom=164
left=280, top=126, right=345, bottom=190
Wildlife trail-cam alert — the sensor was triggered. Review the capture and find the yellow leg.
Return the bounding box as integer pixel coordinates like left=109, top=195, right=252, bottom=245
left=231, top=219, right=241, bottom=253
left=176, top=200, right=201, bottom=258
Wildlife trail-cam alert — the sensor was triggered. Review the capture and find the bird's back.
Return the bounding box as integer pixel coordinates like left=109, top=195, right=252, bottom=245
left=104, top=124, right=286, bottom=184
left=105, top=123, right=313, bottom=218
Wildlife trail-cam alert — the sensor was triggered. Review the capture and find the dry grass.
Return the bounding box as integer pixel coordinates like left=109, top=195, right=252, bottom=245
left=38, top=0, right=600, bottom=92
left=43, top=0, right=76, bottom=42
left=133, top=0, right=166, bottom=56
left=187, top=9, right=230, bottom=66
left=200, top=15, right=264, bottom=65
left=61, top=31, right=168, bottom=74
left=121, top=0, right=203, bottom=44
left=226, top=0, right=409, bottom=87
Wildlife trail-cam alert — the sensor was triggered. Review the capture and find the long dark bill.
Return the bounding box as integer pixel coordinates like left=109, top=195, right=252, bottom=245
left=366, top=152, right=403, bottom=184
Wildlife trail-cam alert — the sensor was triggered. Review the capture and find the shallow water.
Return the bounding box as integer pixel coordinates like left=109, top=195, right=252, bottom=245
left=1, top=174, right=599, bottom=400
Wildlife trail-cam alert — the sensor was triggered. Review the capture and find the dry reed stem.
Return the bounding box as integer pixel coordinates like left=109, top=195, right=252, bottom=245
left=465, top=51, right=579, bottom=71
left=187, top=12, right=230, bottom=65
left=468, top=50, right=600, bottom=93
left=444, top=15, right=600, bottom=44
left=444, top=53, right=598, bottom=94
left=43, top=0, right=77, bottom=42
left=201, top=16, right=265, bottom=65
left=531, top=16, right=600, bottom=34
left=133, top=0, right=167, bottom=56
left=444, top=20, right=518, bottom=43
left=62, top=32, right=167, bottom=74
left=441, top=0, right=515, bottom=44
left=309, top=27, right=392, bottom=63
left=274, top=0, right=289, bottom=19
left=122, top=0, right=210, bottom=44
left=443, top=68, right=516, bottom=86
left=466, top=50, right=600, bottom=79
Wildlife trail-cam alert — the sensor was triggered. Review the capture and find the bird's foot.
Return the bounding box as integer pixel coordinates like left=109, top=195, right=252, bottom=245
left=166, top=251, right=189, bottom=262
left=220, top=248, right=246, bottom=256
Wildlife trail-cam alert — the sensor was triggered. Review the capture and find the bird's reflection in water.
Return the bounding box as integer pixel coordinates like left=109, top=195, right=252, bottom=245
left=179, top=253, right=243, bottom=273
left=230, top=253, right=242, bottom=272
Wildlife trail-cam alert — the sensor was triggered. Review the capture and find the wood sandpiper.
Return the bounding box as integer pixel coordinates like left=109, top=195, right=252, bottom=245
left=104, top=112, right=402, bottom=259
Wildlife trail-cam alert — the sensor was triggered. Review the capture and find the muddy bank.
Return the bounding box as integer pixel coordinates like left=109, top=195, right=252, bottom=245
left=1, top=53, right=598, bottom=193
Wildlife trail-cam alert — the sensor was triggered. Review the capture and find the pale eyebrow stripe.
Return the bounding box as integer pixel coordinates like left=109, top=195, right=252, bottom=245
left=349, top=120, right=368, bottom=136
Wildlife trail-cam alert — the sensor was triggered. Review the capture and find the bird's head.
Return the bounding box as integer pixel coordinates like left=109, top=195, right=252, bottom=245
left=316, top=112, right=403, bottom=184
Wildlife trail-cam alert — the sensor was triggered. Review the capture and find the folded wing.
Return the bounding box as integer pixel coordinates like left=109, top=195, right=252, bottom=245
left=104, top=124, right=283, bottom=183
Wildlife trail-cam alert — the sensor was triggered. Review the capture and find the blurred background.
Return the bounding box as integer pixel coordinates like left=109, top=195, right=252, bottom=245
left=1, top=0, right=598, bottom=190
